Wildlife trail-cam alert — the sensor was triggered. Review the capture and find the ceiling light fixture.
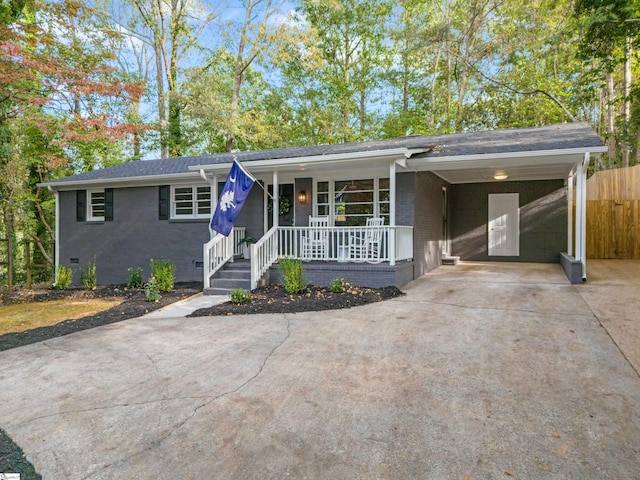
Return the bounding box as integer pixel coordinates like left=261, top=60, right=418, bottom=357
left=493, top=171, right=508, bottom=181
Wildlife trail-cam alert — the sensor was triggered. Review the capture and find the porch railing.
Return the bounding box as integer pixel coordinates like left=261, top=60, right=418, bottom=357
left=204, top=225, right=413, bottom=291
left=276, top=225, right=413, bottom=264
left=251, top=226, right=279, bottom=290
left=203, top=231, right=234, bottom=289
left=233, top=227, right=246, bottom=257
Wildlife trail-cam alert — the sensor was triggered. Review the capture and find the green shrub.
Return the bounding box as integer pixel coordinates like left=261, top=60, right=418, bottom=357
left=278, top=257, right=307, bottom=294
left=150, top=259, right=175, bottom=292
left=144, top=276, right=161, bottom=302
left=80, top=256, right=97, bottom=291
left=127, top=267, right=144, bottom=288
left=54, top=265, right=73, bottom=289
left=329, top=277, right=351, bottom=293
left=230, top=288, right=251, bottom=304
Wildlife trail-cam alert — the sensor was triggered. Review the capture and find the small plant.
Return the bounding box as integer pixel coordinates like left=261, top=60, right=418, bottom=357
left=329, top=277, right=351, bottom=293
left=230, top=288, right=252, bottom=304
left=237, top=236, right=257, bottom=247
left=80, top=256, right=97, bottom=291
left=144, top=275, right=161, bottom=302
left=127, top=267, right=144, bottom=288
left=150, top=258, right=176, bottom=292
left=54, top=265, right=73, bottom=289
left=278, top=257, right=308, bottom=294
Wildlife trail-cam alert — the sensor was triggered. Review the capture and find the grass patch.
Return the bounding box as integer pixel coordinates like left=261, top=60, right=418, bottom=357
left=0, top=298, right=124, bottom=336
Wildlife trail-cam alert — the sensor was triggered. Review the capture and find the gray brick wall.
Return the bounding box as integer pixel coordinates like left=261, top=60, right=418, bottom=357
left=295, top=178, right=313, bottom=225
left=412, top=172, right=449, bottom=277
left=59, top=184, right=265, bottom=286
left=450, top=180, right=567, bottom=262
left=269, top=260, right=414, bottom=288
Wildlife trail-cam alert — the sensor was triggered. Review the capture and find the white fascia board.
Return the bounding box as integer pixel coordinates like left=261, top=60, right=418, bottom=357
left=188, top=148, right=422, bottom=174
left=39, top=172, right=202, bottom=191
left=407, top=146, right=608, bottom=171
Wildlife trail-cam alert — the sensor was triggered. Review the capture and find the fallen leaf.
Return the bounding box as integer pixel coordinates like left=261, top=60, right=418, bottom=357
left=552, top=432, right=560, bottom=438
left=569, top=329, right=575, bottom=333
left=504, top=472, right=512, bottom=476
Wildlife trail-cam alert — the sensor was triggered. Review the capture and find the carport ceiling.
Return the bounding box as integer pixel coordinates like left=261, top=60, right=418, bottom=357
left=406, top=152, right=592, bottom=184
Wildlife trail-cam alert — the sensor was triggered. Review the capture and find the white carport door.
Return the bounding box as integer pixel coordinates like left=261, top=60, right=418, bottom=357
left=488, top=193, right=519, bottom=256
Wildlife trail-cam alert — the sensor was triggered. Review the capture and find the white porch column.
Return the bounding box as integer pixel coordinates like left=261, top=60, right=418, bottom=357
left=567, top=169, right=574, bottom=257
left=272, top=170, right=279, bottom=228
left=389, top=161, right=396, bottom=266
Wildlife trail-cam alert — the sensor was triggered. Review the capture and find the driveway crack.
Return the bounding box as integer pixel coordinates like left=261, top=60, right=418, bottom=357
left=78, top=317, right=292, bottom=478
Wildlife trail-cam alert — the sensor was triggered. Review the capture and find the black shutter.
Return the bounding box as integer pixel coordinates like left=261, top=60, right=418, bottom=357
left=105, top=188, right=114, bottom=221
left=159, top=185, right=170, bottom=220
left=76, top=190, right=86, bottom=222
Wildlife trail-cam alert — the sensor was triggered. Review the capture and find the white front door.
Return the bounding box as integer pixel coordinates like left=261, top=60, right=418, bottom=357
left=488, top=193, right=519, bottom=256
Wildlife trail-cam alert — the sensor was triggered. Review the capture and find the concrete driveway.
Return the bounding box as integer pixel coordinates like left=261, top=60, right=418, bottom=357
left=0, top=262, right=639, bottom=479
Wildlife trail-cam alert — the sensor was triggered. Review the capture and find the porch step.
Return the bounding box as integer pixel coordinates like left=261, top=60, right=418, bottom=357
left=442, top=256, right=460, bottom=266
left=205, top=260, right=251, bottom=296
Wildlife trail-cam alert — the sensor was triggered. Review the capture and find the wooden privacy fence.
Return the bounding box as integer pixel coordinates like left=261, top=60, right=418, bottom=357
left=587, top=200, right=640, bottom=259
left=587, top=164, right=640, bottom=200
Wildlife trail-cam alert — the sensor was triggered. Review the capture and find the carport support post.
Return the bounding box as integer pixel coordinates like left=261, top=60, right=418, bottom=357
left=567, top=169, right=574, bottom=257
left=575, top=153, right=590, bottom=281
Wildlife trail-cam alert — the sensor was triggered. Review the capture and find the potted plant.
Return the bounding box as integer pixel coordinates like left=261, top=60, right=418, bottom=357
left=238, top=236, right=257, bottom=259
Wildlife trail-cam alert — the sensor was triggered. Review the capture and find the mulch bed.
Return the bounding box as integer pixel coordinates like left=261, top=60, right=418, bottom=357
left=188, top=284, right=404, bottom=317
left=0, top=281, right=402, bottom=479
left=0, top=282, right=202, bottom=352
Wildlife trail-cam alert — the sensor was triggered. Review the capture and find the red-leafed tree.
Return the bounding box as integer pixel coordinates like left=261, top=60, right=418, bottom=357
left=0, top=0, right=146, bottom=289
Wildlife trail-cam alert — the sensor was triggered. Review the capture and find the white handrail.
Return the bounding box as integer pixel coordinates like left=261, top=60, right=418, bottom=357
left=203, top=231, right=234, bottom=289
left=251, top=226, right=279, bottom=290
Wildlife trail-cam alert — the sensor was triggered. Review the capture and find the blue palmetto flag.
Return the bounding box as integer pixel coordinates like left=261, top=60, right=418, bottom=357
left=210, top=160, right=255, bottom=236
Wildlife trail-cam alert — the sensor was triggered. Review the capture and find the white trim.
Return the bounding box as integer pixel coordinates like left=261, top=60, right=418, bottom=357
left=488, top=193, right=520, bottom=257
left=171, top=184, right=212, bottom=220
left=86, top=189, right=106, bottom=222
left=314, top=176, right=390, bottom=226
left=407, top=146, right=608, bottom=167
left=567, top=171, right=574, bottom=257
left=40, top=172, right=202, bottom=191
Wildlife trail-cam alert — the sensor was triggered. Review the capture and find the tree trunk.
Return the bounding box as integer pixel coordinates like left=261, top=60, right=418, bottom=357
left=226, top=0, right=253, bottom=152
left=155, top=41, right=168, bottom=158
left=622, top=38, right=632, bottom=167
left=606, top=71, right=617, bottom=164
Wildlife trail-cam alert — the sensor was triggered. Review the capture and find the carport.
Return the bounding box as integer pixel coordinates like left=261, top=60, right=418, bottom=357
left=404, top=124, right=607, bottom=283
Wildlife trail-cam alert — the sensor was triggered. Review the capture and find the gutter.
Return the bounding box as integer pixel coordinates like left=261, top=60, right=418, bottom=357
left=188, top=148, right=422, bottom=174
left=38, top=171, right=202, bottom=191
left=407, top=146, right=609, bottom=169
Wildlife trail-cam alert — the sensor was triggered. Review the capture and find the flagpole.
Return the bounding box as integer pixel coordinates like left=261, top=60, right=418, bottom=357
left=232, top=156, right=274, bottom=201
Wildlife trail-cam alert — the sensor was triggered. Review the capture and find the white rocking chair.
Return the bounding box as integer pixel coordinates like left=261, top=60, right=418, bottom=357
left=302, top=216, right=329, bottom=260
left=349, top=217, right=385, bottom=263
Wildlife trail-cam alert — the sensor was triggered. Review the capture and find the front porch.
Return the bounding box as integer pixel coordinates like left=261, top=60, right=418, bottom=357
left=203, top=225, right=414, bottom=292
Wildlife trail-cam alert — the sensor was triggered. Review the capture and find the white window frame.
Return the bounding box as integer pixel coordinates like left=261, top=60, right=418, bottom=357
left=314, top=177, right=389, bottom=226
left=87, top=189, right=105, bottom=222
left=171, top=184, right=212, bottom=219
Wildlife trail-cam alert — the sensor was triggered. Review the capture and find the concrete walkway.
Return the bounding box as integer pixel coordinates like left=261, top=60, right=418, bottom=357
left=0, top=262, right=638, bottom=479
